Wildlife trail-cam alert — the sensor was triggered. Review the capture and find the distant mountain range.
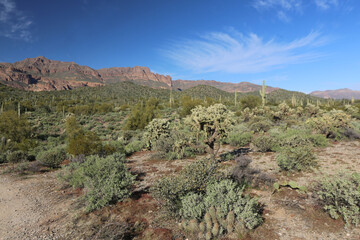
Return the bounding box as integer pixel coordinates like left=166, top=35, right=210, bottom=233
left=310, top=89, right=360, bottom=100
left=0, top=56, right=279, bottom=93
left=1, top=57, right=358, bottom=99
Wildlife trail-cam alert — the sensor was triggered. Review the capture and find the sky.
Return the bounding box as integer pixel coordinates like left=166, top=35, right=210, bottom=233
left=0, top=0, right=359, bottom=93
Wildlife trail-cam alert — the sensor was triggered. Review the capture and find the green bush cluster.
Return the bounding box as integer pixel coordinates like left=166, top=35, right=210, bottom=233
left=37, top=146, right=67, bottom=168
left=59, top=153, right=135, bottom=211
left=7, top=150, right=28, bottom=163
left=226, top=124, right=253, bottom=147
left=252, top=133, right=276, bottom=152
left=276, top=145, right=316, bottom=171
left=151, top=158, right=218, bottom=214
left=315, top=172, right=360, bottom=226
left=179, top=179, right=262, bottom=234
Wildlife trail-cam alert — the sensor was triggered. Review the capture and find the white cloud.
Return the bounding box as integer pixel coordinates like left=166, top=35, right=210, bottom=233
left=252, top=0, right=302, bottom=21
left=163, top=30, right=327, bottom=74
left=314, top=0, right=338, bottom=10
left=0, top=0, right=33, bottom=41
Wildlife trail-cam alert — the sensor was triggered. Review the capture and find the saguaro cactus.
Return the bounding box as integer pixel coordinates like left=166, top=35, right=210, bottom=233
left=259, top=80, right=266, bottom=107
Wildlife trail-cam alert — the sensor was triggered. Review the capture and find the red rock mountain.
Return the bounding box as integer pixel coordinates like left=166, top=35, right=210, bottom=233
left=310, top=88, right=360, bottom=99
left=0, top=56, right=104, bottom=91
left=1, top=56, right=279, bottom=93
left=98, top=66, right=172, bottom=87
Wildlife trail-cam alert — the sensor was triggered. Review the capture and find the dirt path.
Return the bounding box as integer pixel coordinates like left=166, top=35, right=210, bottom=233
left=0, top=172, right=77, bottom=240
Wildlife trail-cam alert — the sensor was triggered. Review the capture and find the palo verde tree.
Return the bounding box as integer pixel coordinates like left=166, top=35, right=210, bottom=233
left=185, top=104, right=235, bottom=159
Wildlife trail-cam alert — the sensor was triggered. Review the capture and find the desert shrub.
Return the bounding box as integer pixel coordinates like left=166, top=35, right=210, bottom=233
left=59, top=153, right=135, bottom=211
left=203, top=179, right=263, bottom=229
left=0, top=111, right=32, bottom=146
left=0, top=152, right=7, bottom=163
left=231, top=155, right=274, bottom=187
left=37, top=146, right=67, bottom=168
left=152, top=124, right=203, bottom=160
left=124, top=140, right=145, bottom=155
left=180, top=193, right=206, bottom=220
left=248, top=116, right=273, bottom=133
left=179, top=95, right=203, bottom=117
left=252, top=133, right=276, bottom=152
left=315, top=172, right=360, bottom=226
left=270, top=128, right=329, bottom=152
left=239, top=95, right=261, bottom=110
left=276, top=145, right=316, bottom=171
left=151, top=158, right=218, bottom=215
left=65, top=116, right=103, bottom=156
left=124, top=98, right=160, bottom=130
left=226, top=124, right=253, bottom=147
left=7, top=150, right=28, bottom=163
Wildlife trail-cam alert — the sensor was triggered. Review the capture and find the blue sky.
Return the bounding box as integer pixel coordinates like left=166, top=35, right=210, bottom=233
left=0, top=0, right=359, bottom=93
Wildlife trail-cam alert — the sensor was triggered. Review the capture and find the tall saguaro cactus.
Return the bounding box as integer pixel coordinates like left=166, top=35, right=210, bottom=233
left=259, top=80, right=266, bottom=107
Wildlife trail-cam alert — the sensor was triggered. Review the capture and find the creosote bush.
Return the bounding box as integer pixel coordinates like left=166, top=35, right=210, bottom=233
left=252, top=133, right=276, bottom=152
left=37, top=146, right=67, bottom=168
left=315, top=172, right=360, bottom=226
left=276, top=145, right=316, bottom=171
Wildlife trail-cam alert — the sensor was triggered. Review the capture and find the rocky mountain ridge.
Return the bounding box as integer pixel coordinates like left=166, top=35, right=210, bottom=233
left=1, top=56, right=278, bottom=93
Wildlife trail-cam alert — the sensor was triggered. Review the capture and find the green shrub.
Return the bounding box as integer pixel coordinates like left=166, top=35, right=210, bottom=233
left=203, top=179, right=263, bottom=229
left=180, top=193, right=206, bottom=220
left=270, top=128, right=329, bottom=152
left=37, top=146, right=67, bottom=168
left=248, top=116, right=273, bottom=133
left=252, top=133, right=276, bottom=152
left=315, top=172, right=360, bottom=226
left=276, top=146, right=316, bottom=171
left=59, top=153, right=135, bottom=211
left=0, top=153, right=7, bottom=164
left=226, top=124, right=253, bottom=147
left=124, top=140, right=145, bottom=155
left=7, top=150, right=28, bottom=163
left=151, top=158, right=218, bottom=215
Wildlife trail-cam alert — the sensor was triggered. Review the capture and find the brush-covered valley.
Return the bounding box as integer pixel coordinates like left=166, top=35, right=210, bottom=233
left=0, top=79, right=360, bottom=240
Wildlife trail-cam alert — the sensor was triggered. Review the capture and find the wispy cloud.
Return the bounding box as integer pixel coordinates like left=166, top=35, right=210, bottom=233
left=163, top=30, right=327, bottom=74
left=0, top=0, right=33, bottom=41
left=252, top=0, right=302, bottom=22
left=314, top=0, right=338, bottom=10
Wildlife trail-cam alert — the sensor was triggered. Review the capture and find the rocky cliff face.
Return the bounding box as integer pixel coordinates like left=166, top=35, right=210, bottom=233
left=1, top=56, right=281, bottom=93
left=0, top=56, right=104, bottom=91
left=98, top=66, right=172, bottom=87
left=0, top=57, right=173, bottom=91
left=310, top=89, right=360, bottom=99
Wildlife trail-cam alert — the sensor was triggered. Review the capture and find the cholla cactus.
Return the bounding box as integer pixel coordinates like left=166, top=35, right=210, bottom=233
left=143, top=118, right=171, bottom=149
left=212, top=221, right=219, bottom=237
left=185, top=104, right=235, bottom=158
left=204, top=212, right=212, bottom=231
left=226, top=211, right=235, bottom=233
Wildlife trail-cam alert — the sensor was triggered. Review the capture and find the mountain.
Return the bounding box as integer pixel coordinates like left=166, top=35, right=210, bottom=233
left=1, top=56, right=280, bottom=93
left=172, top=80, right=279, bottom=93
left=98, top=66, right=172, bottom=87
left=310, top=88, right=360, bottom=99
left=0, top=56, right=104, bottom=91
left=0, top=57, right=172, bottom=91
